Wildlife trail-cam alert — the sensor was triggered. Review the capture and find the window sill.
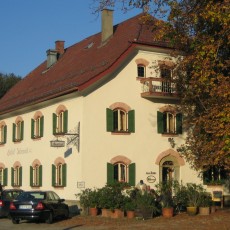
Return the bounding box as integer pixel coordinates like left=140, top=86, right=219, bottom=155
left=111, top=131, right=131, bottom=135
left=161, top=133, right=179, bottom=137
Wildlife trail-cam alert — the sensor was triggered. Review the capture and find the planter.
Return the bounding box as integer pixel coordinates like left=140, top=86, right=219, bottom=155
left=162, top=207, right=174, bottom=218
left=126, top=210, right=135, bottom=219
left=210, top=205, right=216, bottom=213
left=111, top=209, right=124, bottom=218
left=89, top=207, right=98, bottom=216
left=199, top=207, right=210, bottom=215
left=101, top=208, right=112, bottom=217
left=186, top=206, right=197, bottom=216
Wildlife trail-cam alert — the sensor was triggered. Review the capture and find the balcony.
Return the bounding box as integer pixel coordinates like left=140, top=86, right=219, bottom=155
left=140, top=77, right=180, bottom=100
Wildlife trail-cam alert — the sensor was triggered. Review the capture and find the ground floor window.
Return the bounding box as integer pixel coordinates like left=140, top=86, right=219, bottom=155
left=203, top=166, right=228, bottom=185
left=11, top=166, right=22, bottom=187
left=52, top=163, right=67, bottom=187
left=30, top=165, right=42, bottom=187
left=107, top=162, right=135, bottom=186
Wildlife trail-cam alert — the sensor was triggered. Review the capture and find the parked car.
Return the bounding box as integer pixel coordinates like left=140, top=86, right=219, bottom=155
left=0, top=189, right=23, bottom=217
left=9, top=190, right=69, bottom=224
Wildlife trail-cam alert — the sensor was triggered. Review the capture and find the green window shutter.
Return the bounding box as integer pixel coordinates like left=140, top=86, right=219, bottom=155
left=39, top=165, right=43, bottom=186
left=128, top=110, right=135, bottom=133
left=30, top=166, right=33, bottom=186
left=107, top=163, right=114, bottom=184
left=53, top=113, right=57, bottom=135
left=106, top=108, right=114, bottom=132
left=3, top=125, right=7, bottom=144
left=21, top=121, right=24, bottom=141
left=12, top=123, right=16, bottom=142
left=176, top=113, right=183, bottom=134
left=128, top=163, right=136, bottom=186
left=19, top=167, right=22, bottom=186
left=63, top=110, right=68, bottom=133
left=62, top=164, right=67, bottom=187
left=11, top=167, right=14, bottom=186
left=157, top=111, right=164, bottom=133
left=40, top=116, right=44, bottom=137
left=3, top=168, right=8, bottom=186
left=31, top=119, right=35, bottom=139
left=52, top=164, right=56, bottom=186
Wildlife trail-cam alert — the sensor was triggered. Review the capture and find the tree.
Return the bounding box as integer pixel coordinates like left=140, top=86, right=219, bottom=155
left=0, top=73, right=21, bottom=99
left=94, top=0, right=230, bottom=170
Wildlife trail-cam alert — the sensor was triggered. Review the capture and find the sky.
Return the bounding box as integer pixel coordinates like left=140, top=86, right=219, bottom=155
left=0, top=0, right=142, bottom=77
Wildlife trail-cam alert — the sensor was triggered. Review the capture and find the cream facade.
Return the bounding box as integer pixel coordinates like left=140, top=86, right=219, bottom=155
left=0, top=48, right=203, bottom=203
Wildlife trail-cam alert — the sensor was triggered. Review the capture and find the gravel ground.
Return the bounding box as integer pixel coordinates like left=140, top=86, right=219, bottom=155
left=55, top=208, right=230, bottom=230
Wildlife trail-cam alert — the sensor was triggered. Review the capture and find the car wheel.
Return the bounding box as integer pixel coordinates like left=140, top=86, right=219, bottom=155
left=12, top=218, right=20, bottom=224
left=46, top=212, right=53, bottom=224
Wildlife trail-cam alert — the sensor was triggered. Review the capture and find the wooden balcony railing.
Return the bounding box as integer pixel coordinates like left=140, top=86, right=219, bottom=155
left=140, top=77, right=179, bottom=100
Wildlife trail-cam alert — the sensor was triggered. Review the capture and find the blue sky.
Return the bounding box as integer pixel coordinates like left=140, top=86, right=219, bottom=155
left=0, top=0, right=142, bottom=77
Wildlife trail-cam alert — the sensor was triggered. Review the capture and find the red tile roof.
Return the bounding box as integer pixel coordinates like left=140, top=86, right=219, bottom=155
left=0, top=13, right=173, bottom=115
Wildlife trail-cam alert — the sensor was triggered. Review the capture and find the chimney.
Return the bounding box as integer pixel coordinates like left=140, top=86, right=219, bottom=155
left=46, top=49, right=57, bottom=68
left=46, top=40, right=65, bottom=68
left=55, top=40, right=65, bottom=55
left=101, top=9, right=114, bottom=43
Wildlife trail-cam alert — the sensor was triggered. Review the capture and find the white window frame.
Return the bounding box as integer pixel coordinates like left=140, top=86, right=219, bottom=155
left=114, top=162, right=128, bottom=183
left=33, top=165, right=40, bottom=186
left=164, top=112, right=176, bottom=134
left=113, top=109, right=128, bottom=132
left=0, top=168, right=4, bottom=185
left=13, top=166, right=20, bottom=186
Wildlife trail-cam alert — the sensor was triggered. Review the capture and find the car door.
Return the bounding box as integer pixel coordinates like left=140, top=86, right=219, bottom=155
left=51, top=191, right=66, bottom=216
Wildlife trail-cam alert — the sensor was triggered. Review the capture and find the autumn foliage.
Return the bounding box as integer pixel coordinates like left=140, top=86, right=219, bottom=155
left=95, top=0, right=230, bottom=170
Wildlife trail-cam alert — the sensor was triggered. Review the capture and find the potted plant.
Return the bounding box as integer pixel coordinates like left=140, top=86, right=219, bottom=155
left=135, top=191, right=159, bottom=220
left=124, top=197, right=137, bottom=218
left=155, top=180, right=174, bottom=218
left=198, top=192, right=212, bottom=215
left=184, top=183, right=204, bottom=215
left=76, top=188, right=99, bottom=216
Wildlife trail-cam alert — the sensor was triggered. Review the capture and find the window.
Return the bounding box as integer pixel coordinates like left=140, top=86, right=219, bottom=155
left=106, top=108, right=135, bottom=133
left=31, top=116, right=44, bottom=139
left=52, top=163, right=66, bottom=187
left=0, top=168, right=7, bottom=186
left=107, top=162, right=135, bottom=186
left=137, top=65, right=145, bottom=77
left=11, top=166, right=22, bottom=187
left=30, top=165, right=42, bottom=187
left=160, top=68, right=173, bottom=93
left=13, top=121, right=24, bottom=142
left=157, top=111, right=182, bottom=134
left=0, top=124, right=7, bottom=145
left=203, top=166, right=228, bottom=185
left=53, top=110, right=68, bottom=135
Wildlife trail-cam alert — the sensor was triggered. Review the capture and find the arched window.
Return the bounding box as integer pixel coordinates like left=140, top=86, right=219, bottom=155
left=30, top=162, right=42, bottom=187
left=137, top=65, right=145, bottom=77
left=31, top=112, right=44, bottom=139
left=11, top=165, right=22, bottom=187
left=0, top=123, right=7, bottom=145
left=52, top=159, right=67, bottom=187
left=107, top=156, right=136, bottom=186
left=13, top=119, right=24, bottom=142
left=53, top=109, right=68, bottom=135
left=106, top=103, right=135, bottom=133
left=157, top=111, right=182, bottom=135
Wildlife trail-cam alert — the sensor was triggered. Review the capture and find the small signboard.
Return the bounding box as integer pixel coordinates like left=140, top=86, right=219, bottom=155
left=50, top=140, right=65, bottom=147
left=77, top=181, right=85, bottom=188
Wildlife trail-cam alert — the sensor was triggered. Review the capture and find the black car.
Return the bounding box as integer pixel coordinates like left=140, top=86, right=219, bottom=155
left=0, top=189, right=23, bottom=218
left=9, top=190, right=69, bottom=224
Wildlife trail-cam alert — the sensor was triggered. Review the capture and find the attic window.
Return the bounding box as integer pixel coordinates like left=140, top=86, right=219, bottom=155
left=85, top=42, right=94, bottom=49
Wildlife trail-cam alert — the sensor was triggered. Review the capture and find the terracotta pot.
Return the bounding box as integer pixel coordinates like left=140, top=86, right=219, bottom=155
left=162, top=207, right=174, bottom=218
left=186, top=207, right=197, bottom=216
left=111, top=209, right=124, bottom=218
left=126, top=210, right=135, bottom=219
left=101, top=208, right=112, bottom=217
left=199, top=207, right=210, bottom=215
left=89, top=207, right=98, bottom=216
left=210, top=206, right=216, bottom=213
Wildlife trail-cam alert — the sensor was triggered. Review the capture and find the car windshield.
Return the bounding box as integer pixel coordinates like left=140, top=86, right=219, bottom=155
left=17, top=192, right=45, bottom=201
